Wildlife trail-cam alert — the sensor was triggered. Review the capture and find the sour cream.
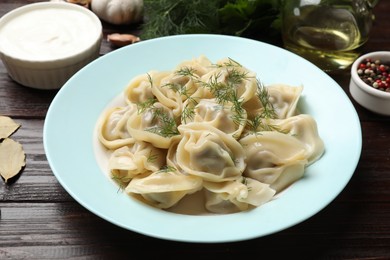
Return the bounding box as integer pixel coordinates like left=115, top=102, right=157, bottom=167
left=0, top=3, right=101, bottom=61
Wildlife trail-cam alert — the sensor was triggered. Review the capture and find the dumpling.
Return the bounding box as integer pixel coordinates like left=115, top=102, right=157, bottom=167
left=239, top=131, right=308, bottom=193
left=182, top=98, right=247, bottom=139
left=267, top=83, right=303, bottom=119
left=125, top=168, right=203, bottom=209
left=242, top=82, right=278, bottom=120
left=173, top=55, right=213, bottom=77
left=151, top=72, right=192, bottom=118
left=127, top=102, right=179, bottom=149
left=97, top=103, right=137, bottom=150
left=200, top=58, right=258, bottom=104
left=176, top=123, right=246, bottom=182
left=203, top=177, right=276, bottom=214
left=269, top=114, right=325, bottom=165
left=124, top=71, right=171, bottom=105
left=108, top=141, right=167, bottom=182
left=166, top=136, right=187, bottom=174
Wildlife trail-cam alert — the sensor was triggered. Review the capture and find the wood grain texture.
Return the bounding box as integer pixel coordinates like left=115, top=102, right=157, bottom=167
left=1, top=1, right=390, bottom=259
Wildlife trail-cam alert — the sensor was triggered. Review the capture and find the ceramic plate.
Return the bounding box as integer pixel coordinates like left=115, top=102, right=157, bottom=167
left=44, top=34, right=362, bottom=243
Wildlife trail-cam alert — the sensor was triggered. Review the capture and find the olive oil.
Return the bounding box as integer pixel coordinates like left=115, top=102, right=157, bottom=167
left=282, top=2, right=375, bottom=72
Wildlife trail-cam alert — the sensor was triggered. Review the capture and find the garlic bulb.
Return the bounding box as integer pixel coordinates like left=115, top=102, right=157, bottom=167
left=91, top=0, right=143, bottom=25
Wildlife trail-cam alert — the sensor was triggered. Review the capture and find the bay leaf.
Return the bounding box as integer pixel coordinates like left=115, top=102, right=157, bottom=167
left=0, top=116, right=21, bottom=139
left=0, top=138, right=26, bottom=183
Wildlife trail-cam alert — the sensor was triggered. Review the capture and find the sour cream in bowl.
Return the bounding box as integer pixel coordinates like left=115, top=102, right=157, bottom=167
left=0, top=2, right=102, bottom=90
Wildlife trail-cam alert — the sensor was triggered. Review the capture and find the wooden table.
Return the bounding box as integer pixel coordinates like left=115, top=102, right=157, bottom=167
left=1, top=1, right=389, bottom=259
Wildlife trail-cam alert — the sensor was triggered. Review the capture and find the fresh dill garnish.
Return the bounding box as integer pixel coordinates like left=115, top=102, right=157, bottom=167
left=145, top=107, right=179, bottom=138
left=241, top=177, right=252, bottom=192
left=137, top=97, right=157, bottom=114
left=162, top=67, right=200, bottom=98
left=147, top=150, right=158, bottom=163
left=157, top=165, right=177, bottom=173
left=175, top=67, right=199, bottom=79
left=136, top=85, right=179, bottom=137
left=140, top=0, right=281, bottom=43
left=181, top=96, right=198, bottom=124
left=214, top=58, right=242, bottom=68
left=140, top=0, right=220, bottom=40
left=111, top=174, right=130, bottom=192
left=257, top=80, right=277, bottom=119
left=247, top=115, right=282, bottom=133
left=202, top=63, right=252, bottom=128
left=230, top=95, right=246, bottom=127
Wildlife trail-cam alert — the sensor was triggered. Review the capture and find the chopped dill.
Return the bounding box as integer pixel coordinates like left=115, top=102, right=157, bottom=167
left=147, top=150, right=158, bottom=163
left=241, top=177, right=252, bottom=192
left=214, top=58, right=242, bottom=68
left=157, top=165, right=177, bottom=173
left=181, top=96, right=198, bottom=124
left=175, top=66, right=199, bottom=79
left=202, top=64, right=252, bottom=128
left=226, top=67, right=251, bottom=86
left=137, top=97, right=157, bottom=114
left=111, top=174, right=130, bottom=192
left=146, top=107, right=179, bottom=138
left=257, top=80, right=277, bottom=119
left=247, top=115, right=281, bottom=132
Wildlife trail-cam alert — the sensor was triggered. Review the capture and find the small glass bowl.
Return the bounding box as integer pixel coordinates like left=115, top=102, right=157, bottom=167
left=349, top=51, right=390, bottom=116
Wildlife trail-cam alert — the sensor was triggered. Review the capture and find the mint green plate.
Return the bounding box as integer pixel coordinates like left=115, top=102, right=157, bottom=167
left=44, top=34, right=362, bottom=243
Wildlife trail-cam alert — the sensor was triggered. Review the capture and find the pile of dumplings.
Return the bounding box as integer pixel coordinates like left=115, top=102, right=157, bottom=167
left=97, top=55, right=325, bottom=214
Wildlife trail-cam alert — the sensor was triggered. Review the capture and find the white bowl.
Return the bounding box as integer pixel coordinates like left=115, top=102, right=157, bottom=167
left=349, top=51, right=390, bottom=116
left=0, top=2, right=102, bottom=90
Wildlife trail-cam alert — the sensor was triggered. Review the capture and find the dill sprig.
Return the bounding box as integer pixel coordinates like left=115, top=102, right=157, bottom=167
left=141, top=0, right=220, bottom=39
left=145, top=107, right=179, bottom=138
left=137, top=97, right=158, bottom=114
left=111, top=174, right=130, bottom=192
left=136, top=90, right=179, bottom=138
left=214, top=58, right=242, bottom=68
left=162, top=66, right=202, bottom=124
left=147, top=150, right=158, bottom=163
left=202, top=63, right=251, bottom=128
left=136, top=73, right=158, bottom=113
left=241, top=177, right=252, bottom=192
left=181, top=96, right=198, bottom=124
left=257, top=80, right=277, bottom=119
left=246, top=115, right=283, bottom=134
left=175, top=66, right=199, bottom=79
left=162, top=67, right=199, bottom=97
left=157, top=165, right=177, bottom=173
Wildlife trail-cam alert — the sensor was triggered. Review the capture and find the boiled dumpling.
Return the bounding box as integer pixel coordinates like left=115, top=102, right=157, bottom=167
left=125, top=168, right=203, bottom=209
left=200, top=58, right=258, bottom=104
left=176, top=123, right=246, bottom=182
left=268, top=114, right=325, bottom=165
left=203, top=177, right=276, bottom=214
left=239, top=131, right=308, bottom=192
left=108, top=141, right=167, bottom=182
left=97, top=103, right=137, bottom=150
left=173, top=55, right=213, bottom=77
left=127, top=102, right=179, bottom=149
left=182, top=98, right=247, bottom=139
left=124, top=71, right=170, bottom=105
left=267, top=83, right=303, bottom=119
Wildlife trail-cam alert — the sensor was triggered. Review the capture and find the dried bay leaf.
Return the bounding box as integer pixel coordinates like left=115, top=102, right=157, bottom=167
left=0, top=138, right=26, bottom=183
left=0, top=116, right=21, bottom=139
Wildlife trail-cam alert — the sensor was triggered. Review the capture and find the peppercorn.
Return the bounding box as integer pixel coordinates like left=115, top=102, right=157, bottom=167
left=357, top=58, right=390, bottom=92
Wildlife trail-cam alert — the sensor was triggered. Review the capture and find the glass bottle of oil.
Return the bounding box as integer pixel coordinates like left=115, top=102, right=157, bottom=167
left=281, top=0, right=379, bottom=73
